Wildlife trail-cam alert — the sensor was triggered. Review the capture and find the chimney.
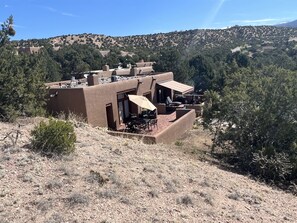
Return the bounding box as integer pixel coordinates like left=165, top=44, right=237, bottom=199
left=111, top=71, right=117, bottom=82
left=87, top=74, right=99, bottom=86
left=130, top=67, right=138, bottom=76
left=102, top=64, right=109, bottom=71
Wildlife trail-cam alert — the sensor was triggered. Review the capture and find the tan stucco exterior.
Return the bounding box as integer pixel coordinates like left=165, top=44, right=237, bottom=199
left=47, top=72, right=174, bottom=129
left=47, top=88, right=87, bottom=118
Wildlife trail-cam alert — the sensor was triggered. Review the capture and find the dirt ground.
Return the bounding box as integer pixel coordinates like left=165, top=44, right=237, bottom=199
left=0, top=118, right=297, bottom=223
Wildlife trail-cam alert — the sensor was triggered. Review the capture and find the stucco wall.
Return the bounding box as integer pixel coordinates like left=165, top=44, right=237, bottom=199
left=47, top=72, right=174, bottom=129
left=83, top=72, right=173, bottom=128
left=47, top=88, right=87, bottom=118
left=154, top=109, right=195, bottom=144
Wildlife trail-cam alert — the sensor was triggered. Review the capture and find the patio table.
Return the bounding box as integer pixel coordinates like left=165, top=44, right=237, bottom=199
left=125, top=118, right=151, bottom=132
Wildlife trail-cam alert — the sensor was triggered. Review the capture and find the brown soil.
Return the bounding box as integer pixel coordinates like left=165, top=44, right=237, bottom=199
left=0, top=118, right=296, bottom=223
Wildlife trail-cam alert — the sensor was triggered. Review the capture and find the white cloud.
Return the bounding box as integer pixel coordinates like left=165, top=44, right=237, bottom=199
left=204, top=0, right=226, bottom=27
left=41, top=6, right=58, bottom=13
left=42, top=6, right=78, bottom=17
left=61, top=12, right=77, bottom=17
left=14, top=24, right=26, bottom=29
left=231, top=18, right=290, bottom=25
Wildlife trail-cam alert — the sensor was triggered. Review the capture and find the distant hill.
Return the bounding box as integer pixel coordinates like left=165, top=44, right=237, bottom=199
left=15, top=25, right=297, bottom=57
left=276, top=20, right=297, bottom=28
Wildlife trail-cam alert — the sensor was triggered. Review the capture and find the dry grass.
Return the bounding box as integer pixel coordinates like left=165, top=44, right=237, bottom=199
left=0, top=117, right=296, bottom=222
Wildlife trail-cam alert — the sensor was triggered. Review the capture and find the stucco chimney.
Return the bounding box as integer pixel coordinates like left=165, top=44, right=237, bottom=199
left=131, top=67, right=138, bottom=76
left=87, top=74, right=99, bottom=86
left=102, top=64, right=109, bottom=71
left=111, top=71, right=117, bottom=82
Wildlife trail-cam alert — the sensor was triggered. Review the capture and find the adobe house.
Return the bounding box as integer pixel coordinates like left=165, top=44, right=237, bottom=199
left=46, top=63, right=196, bottom=143
left=17, top=46, right=43, bottom=54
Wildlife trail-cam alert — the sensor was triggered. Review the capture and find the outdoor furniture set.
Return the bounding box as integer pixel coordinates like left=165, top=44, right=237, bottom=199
left=124, top=113, right=158, bottom=133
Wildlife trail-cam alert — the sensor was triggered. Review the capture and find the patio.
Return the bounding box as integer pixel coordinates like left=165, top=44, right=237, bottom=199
left=109, top=108, right=196, bottom=144
left=117, top=111, right=177, bottom=135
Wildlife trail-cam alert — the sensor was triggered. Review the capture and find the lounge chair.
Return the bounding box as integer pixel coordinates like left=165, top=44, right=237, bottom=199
left=166, top=96, right=184, bottom=111
left=166, top=96, right=182, bottom=106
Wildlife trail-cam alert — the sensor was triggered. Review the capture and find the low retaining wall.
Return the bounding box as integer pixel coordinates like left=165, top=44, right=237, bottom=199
left=185, top=104, right=203, bottom=116
left=154, top=109, right=195, bottom=144
left=107, top=109, right=196, bottom=144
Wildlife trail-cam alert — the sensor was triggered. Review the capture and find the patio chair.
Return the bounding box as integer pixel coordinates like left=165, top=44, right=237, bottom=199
left=140, top=110, right=148, bottom=118
left=147, top=110, right=157, bottom=119
left=166, top=96, right=184, bottom=112
left=129, top=113, right=138, bottom=119
left=150, top=118, right=158, bottom=129
left=166, top=96, right=182, bottom=106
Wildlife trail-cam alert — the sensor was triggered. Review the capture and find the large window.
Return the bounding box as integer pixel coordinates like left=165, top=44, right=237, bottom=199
left=117, top=93, right=130, bottom=124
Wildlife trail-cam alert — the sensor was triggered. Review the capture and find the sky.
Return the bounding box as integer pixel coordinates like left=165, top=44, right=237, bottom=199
left=1, top=0, right=297, bottom=40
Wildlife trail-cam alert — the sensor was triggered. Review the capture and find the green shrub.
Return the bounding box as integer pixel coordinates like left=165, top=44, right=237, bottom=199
left=175, top=141, right=183, bottom=146
left=204, top=66, right=297, bottom=187
left=31, top=119, right=76, bottom=156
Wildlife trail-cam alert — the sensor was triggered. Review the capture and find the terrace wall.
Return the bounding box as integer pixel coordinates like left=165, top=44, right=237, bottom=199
left=108, top=109, right=196, bottom=144
left=154, top=109, right=195, bottom=144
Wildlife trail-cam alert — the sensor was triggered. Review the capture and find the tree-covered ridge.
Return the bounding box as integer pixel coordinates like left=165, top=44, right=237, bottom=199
left=13, top=26, right=297, bottom=85
left=11, top=25, right=297, bottom=87
left=16, top=26, right=297, bottom=52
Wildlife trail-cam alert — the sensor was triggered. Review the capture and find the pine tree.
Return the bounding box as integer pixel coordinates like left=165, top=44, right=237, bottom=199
left=0, top=16, right=15, bottom=47
left=153, top=48, right=192, bottom=83
left=0, top=16, right=46, bottom=121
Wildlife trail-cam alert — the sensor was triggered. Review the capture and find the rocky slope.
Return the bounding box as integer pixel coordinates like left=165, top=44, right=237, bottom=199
left=0, top=118, right=297, bottom=223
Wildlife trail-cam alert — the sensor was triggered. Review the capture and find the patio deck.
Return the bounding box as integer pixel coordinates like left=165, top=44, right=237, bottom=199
left=110, top=109, right=196, bottom=144
left=117, top=111, right=177, bottom=136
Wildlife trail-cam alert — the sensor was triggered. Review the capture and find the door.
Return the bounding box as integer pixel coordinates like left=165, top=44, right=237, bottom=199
left=106, top=104, right=115, bottom=130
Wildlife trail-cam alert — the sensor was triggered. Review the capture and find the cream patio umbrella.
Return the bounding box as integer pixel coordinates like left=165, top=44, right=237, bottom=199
left=128, top=95, right=156, bottom=111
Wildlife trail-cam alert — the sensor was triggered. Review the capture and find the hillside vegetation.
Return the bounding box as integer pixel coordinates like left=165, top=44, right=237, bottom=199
left=1, top=17, right=297, bottom=196
left=0, top=118, right=297, bottom=223
left=17, top=26, right=297, bottom=52
left=10, top=26, right=297, bottom=95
